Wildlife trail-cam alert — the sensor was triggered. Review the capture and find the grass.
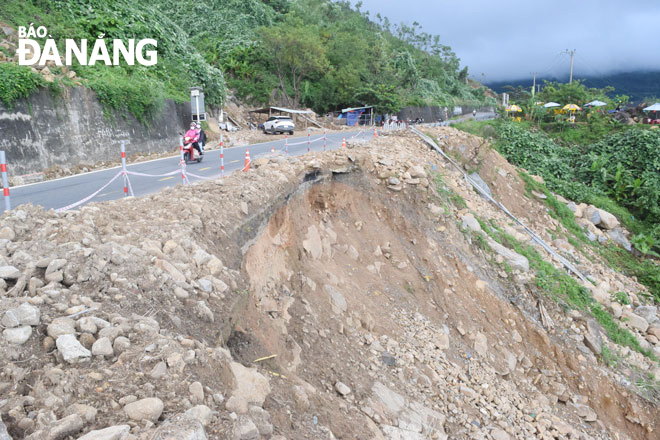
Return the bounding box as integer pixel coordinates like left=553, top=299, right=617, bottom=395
left=612, top=291, right=631, bottom=305
left=432, top=172, right=467, bottom=209
left=517, top=169, right=660, bottom=302
left=476, top=214, right=657, bottom=361
left=601, top=346, right=619, bottom=368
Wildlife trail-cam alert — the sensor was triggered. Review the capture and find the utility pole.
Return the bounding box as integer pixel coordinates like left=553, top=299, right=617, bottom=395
left=562, top=49, right=576, bottom=83
left=531, top=72, right=536, bottom=97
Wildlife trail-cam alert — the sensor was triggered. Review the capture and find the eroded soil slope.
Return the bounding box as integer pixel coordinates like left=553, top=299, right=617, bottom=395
left=0, top=129, right=658, bottom=439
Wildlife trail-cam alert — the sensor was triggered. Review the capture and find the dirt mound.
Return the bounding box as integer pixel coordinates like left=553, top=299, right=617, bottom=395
left=0, top=129, right=658, bottom=439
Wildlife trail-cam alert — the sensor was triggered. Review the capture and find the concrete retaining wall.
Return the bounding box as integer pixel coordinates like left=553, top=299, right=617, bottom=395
left=0, top=86, right=190, bottom=177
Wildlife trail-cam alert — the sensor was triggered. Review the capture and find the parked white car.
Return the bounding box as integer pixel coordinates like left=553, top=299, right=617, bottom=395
left=263, top=116, right=295, bottom=135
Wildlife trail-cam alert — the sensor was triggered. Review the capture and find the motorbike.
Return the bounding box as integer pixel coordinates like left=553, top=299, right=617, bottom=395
left=182, top=136, right=204, bottom=164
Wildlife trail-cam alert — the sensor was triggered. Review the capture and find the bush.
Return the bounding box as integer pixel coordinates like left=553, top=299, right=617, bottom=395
left=0, top=63, right=43, bottom=108
left=579, top=129, right=660, bottom=223
left=82, top=67, right=165, bottom=123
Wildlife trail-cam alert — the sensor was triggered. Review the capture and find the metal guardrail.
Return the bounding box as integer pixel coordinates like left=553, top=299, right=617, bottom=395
left=410, top=126, right=591, bottom=285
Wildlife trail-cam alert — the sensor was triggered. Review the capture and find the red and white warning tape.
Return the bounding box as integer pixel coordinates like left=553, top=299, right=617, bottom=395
left=125, top=169, right=181, bottom=178
left=55, top=170, right=124, bottom=213
left=53, top=130, right=374, bottom=213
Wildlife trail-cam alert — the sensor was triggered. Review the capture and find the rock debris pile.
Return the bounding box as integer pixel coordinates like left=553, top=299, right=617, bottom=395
left=0, top=127, right=658, bottom=439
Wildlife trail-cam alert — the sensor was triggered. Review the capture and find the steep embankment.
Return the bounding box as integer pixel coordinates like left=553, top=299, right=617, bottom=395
left=0, top=129, right=658, bottom=439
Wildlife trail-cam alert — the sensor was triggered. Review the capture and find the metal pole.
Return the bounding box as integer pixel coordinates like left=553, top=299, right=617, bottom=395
left=220, top=135, right=224, bottom=177
left=323, top=129, right=326, bottom=151
left=121, top=141, right=128, bottom=197
left=179, top=136, right=186, bottom=184
left=195, top=95, right=200, bottom=123
left=0, top=151, right=10, bottom=211
left=285, top=134, right=288, bottom=154
left=307, top=128, right=310, bottom=152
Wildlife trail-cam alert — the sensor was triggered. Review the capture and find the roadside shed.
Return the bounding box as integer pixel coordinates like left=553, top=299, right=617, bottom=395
left=341, top=106, right=374, bottom=126
left=248, top=106, right=320, bottom=128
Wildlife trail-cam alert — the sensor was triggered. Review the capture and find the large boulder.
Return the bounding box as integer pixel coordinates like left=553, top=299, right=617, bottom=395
left=56, top=334, right=91, bottom=363
left=597, top=209, right=620, bottom=230
left=148, top=415, right=206, bottom=440
left=461, top=214, right=481, bottom=233
left=76, top=425, right=130, bottom=440
left=123, top=398, right=164, bottom=422
left=228, top=362, right=271, bottom=408
left=607, top=228, right=631, bottom=251
left=583, top=206, right=601, bottom=226
left=487, top=238, right=529, bottom=272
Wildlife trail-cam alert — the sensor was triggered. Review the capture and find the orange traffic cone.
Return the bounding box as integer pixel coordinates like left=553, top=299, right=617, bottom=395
left=342, top=137, right=346, bottom=148
left=243, top=149, right=251, bottom=171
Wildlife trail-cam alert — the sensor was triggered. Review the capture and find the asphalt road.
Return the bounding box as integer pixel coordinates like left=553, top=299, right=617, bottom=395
left=3, top=112, right=495, bottom=213
left=2, top=129, right=370, bottom=213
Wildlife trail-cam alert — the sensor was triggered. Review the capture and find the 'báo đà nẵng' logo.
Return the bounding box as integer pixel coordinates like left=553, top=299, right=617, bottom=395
left=16, top=24, right=157, bottom=66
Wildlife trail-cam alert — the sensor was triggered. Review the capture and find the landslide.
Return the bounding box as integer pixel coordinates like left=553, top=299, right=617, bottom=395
left=0, top=129, right=659, bottom=439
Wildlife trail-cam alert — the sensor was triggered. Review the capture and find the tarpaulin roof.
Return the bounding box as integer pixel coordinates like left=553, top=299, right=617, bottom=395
left=643, top=103, right=660, bottom=111
left=341, top=106, right=373, bottom=113
left=584, top=100, right=607, bottom=107
left=543, top=102, right=561, bottom=108
left=249, top=106, right=314, bottom=114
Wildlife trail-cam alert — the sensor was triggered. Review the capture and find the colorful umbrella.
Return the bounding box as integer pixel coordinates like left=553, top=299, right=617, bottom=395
left=506, top=105, right=522, bottom=112
left=584, top=100, right=606, bottom=107
left=563, top=104, right=581, bottom=111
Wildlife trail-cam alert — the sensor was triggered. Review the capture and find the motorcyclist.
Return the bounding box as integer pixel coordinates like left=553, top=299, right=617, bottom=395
left=196, top=122, right=206, bottom=156
left=184, top=122, right=199, bottom=150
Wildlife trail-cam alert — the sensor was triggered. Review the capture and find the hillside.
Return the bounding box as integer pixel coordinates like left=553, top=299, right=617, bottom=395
left=0, top=0, right=493, bottom=122
left=1, top=128, right=660, bottom=439
left=486, top=71, right=660, bottom=104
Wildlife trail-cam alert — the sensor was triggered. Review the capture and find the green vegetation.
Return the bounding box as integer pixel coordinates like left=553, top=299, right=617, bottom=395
left=477, top=216, right=655, bottom=361
left=433, top=172, right=467, bottom=209
left=1, top=0, right=226, bottom=121
left=600, top=346, right=619, bottom=368
left=517, top=170, right=660, bottom=302
left=580, top=129, right=660, bottom=224
left=612, top=291, right=631, bottom=306
left=1, top=0, right=493, bottom=121
left=455, top=82, right=660, bottom=304
left=0, top=63, right=43, bottom=108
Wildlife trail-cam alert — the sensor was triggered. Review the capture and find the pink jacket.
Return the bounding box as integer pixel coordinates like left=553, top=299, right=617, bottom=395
left=184, top=128, right=199, bottom=144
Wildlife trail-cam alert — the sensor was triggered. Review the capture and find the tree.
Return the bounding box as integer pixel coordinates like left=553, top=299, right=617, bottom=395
left=260, top=16, right=329, bottom=108
left=353, top=83, right=402, bottom=114
left=538, top=80, right=612, bottom=105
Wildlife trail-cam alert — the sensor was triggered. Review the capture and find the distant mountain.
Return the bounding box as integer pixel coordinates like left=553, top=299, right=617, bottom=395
left=485, top=71, right=660, bottom=104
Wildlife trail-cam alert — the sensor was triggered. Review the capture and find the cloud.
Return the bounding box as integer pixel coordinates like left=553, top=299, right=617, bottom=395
left=353, top=0, right=660, bottom=81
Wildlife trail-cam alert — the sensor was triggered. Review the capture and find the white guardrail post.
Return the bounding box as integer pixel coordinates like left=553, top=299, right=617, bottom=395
left=179, top=136, right=186, bottom=184
left=220, top=135, right=224, bottom=177
left=121, top=141, right=128, bottom=197
left=1, top=151, right=10, bottom=211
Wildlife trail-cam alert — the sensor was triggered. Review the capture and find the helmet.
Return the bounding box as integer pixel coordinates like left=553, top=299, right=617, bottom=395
left=190, top=122, right=196, bottom=128
left=195, top=123, right=201, bottom=129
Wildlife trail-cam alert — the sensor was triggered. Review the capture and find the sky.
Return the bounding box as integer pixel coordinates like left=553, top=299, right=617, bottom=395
left=350, top=0, right=660, bottom=82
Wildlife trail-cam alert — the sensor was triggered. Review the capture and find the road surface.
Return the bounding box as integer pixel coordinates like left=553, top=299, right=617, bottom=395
left=3, top=111, right=495, bottom=213
left=3, top=129, right=368, bottom=213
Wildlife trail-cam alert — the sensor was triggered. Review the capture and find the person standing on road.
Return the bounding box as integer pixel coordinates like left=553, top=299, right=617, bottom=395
left=472, top=109, right=477, bottom=118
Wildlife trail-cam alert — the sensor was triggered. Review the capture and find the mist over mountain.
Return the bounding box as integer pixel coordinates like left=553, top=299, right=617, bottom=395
left=485, top=71, right=660, bottom=104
